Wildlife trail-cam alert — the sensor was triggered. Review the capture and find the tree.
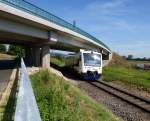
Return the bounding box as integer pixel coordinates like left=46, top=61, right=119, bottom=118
left=142, top=57, right=147, bottom=61
left=127, top=54, right=133, bottom=60
left=0, top=44, right=6, bottom=53
left=8, top=45, right=25, bottom=57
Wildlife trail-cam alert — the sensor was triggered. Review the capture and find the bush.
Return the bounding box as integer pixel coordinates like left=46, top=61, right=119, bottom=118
left=0, top=44, right=6, bottom=53
left=8, top=45, right=25, bottom=57
left=31, top=70, right=119, bottom=121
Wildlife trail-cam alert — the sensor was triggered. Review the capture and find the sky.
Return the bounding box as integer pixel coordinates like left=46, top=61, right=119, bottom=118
left=27, top=0, right=150, bottom=58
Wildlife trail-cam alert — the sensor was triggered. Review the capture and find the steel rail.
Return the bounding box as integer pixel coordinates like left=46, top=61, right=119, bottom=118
left=88, top=81, right=150, bottom=113
left=97, top=81, right=150, bottom=104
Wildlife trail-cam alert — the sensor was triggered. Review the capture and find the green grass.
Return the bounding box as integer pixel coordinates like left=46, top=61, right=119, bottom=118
left=127, top=60, right=150, bottom=65
left=103, top=66, right=150, bottom=90
left=31, top=70, right=120, bottom=121
left=103, top=53, right=150, bottom=91
left=51, top=56, right=75, bottom=68
left=51, top=57, right=66, bottom=67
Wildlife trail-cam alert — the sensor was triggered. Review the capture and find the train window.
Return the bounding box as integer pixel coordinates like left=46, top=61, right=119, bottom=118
left=83, top=53, right=101, bottom=66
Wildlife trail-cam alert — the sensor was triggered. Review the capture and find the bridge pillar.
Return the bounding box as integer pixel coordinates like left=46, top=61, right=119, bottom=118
left=32, top=47, right=41, bottom=67
left=25, top=47, right=33, bottom=66
left=25, top=46, right=50, bottom=68
left=41, top=45, right=50, bottom=69
left=25, top=47, right=41, bottom=67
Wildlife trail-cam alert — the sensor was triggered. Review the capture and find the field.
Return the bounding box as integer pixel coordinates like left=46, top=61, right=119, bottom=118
left=103, top=65, right=150, bottom=90
left=31, top=70, right=119, bottom=121
left=128, top=60, right=150, bottom=65
left=103, top=53, right=150, bottom=91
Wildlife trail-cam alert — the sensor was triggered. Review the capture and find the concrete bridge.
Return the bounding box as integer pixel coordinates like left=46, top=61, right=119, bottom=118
left=0, top=0, right=111, bottom=68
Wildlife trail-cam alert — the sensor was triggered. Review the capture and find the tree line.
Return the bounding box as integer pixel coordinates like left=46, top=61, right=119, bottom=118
left=0, top=44, right=25, bottom=57
left=122, top=54, right=150, bottom=61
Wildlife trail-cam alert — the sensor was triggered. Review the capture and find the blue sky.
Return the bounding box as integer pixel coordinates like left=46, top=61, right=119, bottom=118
left=27, top=0, right=150, bottom=58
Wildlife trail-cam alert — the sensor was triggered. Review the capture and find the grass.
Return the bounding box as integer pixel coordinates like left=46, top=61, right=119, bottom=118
left=51, top=57, right=66, bottom=67
left=127, top=60, right=150, bottom=65
left=103, top=66, right=150, bottom=90
left=103, top=55, right=150, bottom=91
left=31, top=70, right=120, bottom=121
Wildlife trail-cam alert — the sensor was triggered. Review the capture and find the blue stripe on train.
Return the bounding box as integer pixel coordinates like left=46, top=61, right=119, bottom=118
left=82, top=74, right=101, bottom=81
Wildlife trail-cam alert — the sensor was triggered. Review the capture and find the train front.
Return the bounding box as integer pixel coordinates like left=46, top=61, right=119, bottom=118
left=81, top=50, right=102, bottom=81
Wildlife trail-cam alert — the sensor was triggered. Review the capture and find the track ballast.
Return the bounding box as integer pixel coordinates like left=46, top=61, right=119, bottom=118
left=88, top=80, right=150, bottom=113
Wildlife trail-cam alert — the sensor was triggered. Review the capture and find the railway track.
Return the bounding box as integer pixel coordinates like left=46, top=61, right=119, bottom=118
left=88, top=80, right=150, bottom=113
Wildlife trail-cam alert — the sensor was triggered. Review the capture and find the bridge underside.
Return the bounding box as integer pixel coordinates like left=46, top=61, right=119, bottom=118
left=0, top=12, right=111, bottom=68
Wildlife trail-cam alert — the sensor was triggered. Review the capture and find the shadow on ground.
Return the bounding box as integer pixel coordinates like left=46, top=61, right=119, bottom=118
left=0, top=59, right=20, bottom=70
left=50, top=63, right=87, bottom=82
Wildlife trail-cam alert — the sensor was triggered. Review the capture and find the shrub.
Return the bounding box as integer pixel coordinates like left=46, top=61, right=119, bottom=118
left=8, top=45, right=25, bottom=57
left=31, top=70, right=119, bottom=121
left=0, top=44, right=6, bottom=53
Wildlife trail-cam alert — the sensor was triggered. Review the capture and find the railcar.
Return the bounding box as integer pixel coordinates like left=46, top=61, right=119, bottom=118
left=66, top=49, right=102, bottom=80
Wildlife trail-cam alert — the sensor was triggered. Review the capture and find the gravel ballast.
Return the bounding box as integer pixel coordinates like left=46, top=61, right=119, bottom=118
left=78, top=81, right=150, bottom=121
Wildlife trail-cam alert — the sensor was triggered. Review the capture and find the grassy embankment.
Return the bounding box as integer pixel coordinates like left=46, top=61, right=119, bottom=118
left=103, top=53, right=150, bottom=91
left=31, top=70, right=119, bottom=121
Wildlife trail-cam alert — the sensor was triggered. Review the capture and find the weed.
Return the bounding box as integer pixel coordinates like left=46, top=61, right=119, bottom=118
left=31, top=70, right=119, bottom=121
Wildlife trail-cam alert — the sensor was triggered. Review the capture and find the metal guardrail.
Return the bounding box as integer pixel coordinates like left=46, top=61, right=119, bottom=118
left=14, top=59, right=41, bottom=121
left=0, top=0, right=110, bottom=51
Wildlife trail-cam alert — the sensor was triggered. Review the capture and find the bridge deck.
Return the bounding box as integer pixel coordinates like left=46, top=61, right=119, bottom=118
left=0, top=0, right=110, bottom=51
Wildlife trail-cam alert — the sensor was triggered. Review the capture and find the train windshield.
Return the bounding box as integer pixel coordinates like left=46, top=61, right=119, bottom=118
left=83, top=53, right=101, bottom=66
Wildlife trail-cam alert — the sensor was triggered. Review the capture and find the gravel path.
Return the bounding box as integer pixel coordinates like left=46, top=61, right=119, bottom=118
left=78, top=81, right=150, bottom=121
left=0, top=69, right=13, bottom=93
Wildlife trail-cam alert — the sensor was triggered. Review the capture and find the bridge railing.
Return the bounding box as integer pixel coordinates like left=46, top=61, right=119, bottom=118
left=0, top=0, right=109, bottom=50
left=14, top=58, right=41, bottom=121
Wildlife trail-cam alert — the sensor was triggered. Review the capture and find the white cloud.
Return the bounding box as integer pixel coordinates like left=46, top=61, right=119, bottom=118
left=112, top=40, right=150, bottom=48
left=64, top=0, right=150, bottom=57
left=77, top=0, right=138, bottom=33
left=111, top=39, right=150, bottom=57
left=85, top=0, right=132, bottom=16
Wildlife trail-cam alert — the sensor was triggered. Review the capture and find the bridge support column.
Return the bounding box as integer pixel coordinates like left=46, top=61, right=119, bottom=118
left=25, top=48, right=33, bottom=66
left=41, top=45, right=50, bottom=69
left=25, top=46, right=50, bottom=68
left=25, top=47, right=41, bottom=67
left=32, top=47, right=41, bottom=67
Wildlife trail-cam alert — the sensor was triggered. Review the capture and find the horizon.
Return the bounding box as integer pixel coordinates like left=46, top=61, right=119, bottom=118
left=50, top=49, right=150, bottom=59
left=27, top=0, right=150, bottom=58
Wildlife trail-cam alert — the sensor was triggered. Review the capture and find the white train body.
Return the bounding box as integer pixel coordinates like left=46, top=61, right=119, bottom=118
left=67, top=49, right=102, bottom=80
